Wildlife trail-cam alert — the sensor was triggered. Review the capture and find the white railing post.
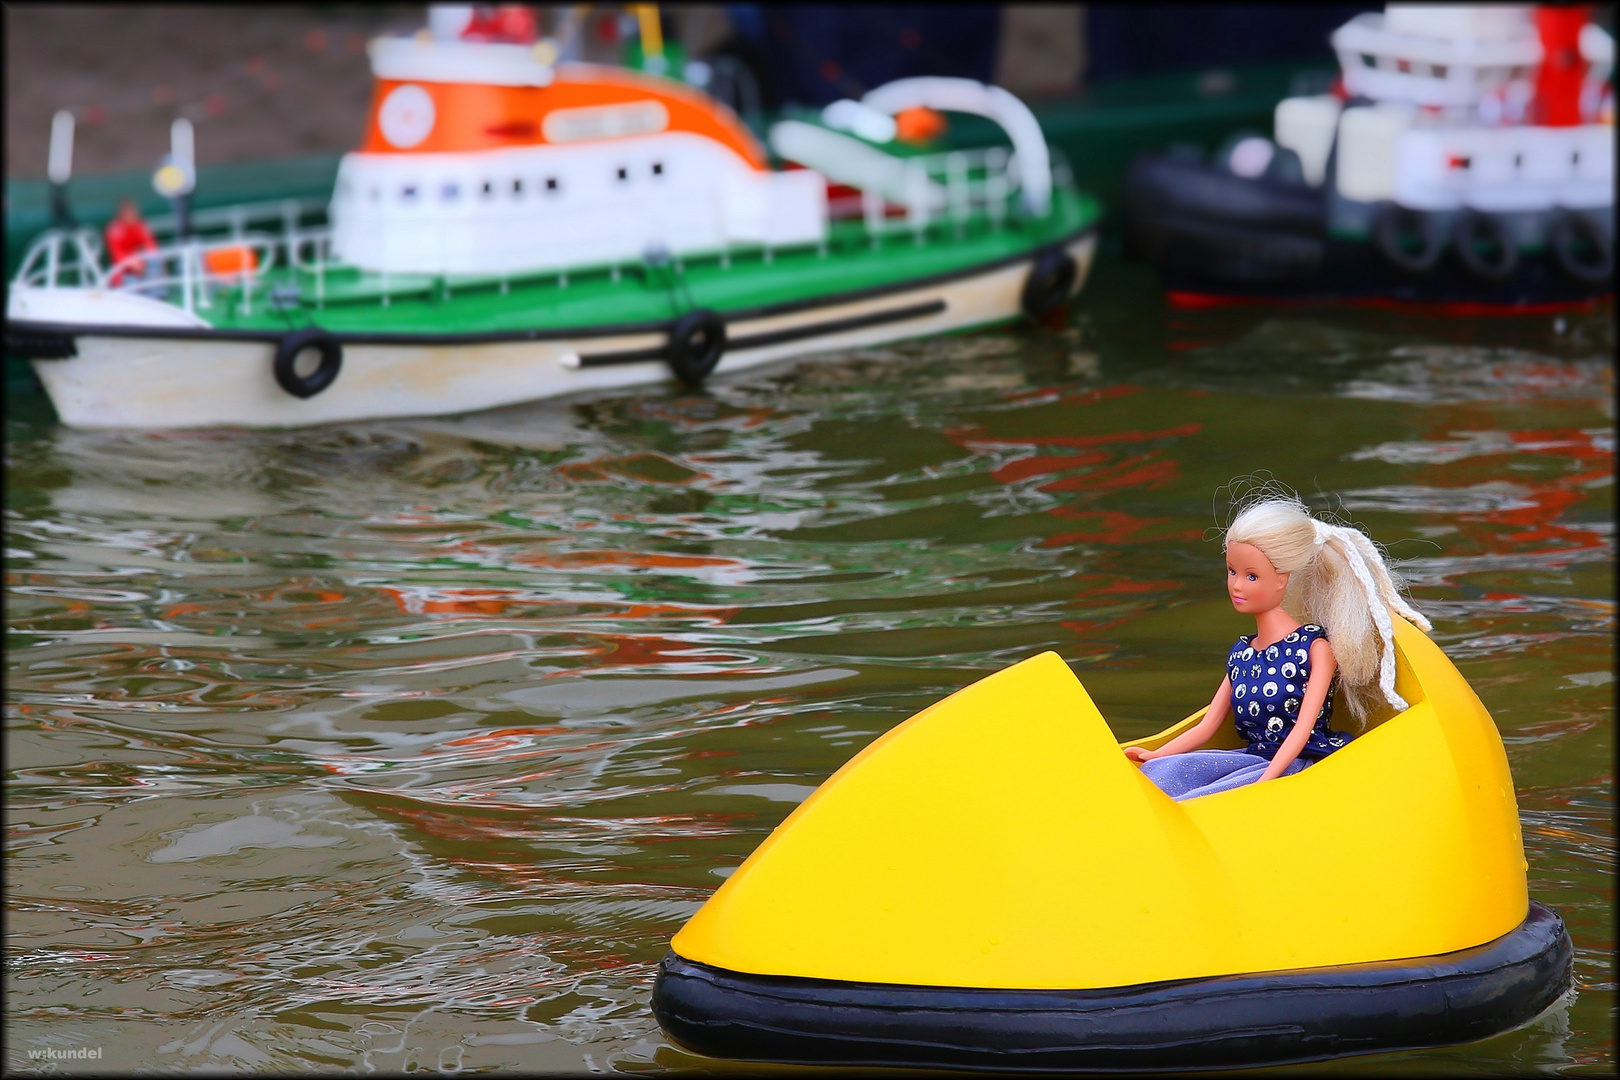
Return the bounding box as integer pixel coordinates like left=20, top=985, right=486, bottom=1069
left=281, top=200, right=300, bottom=272
left=986, top=147, right=1009, bottom=229
left=196, top=241, right=212, bottom=310
left=946, top=151, right=969, bottom=236
left=906, top=158, right=930, bottom=244
left=43, top=231, right=61, bottom=289
left=243, top=250, right=254, bottom=315
left=180, top=243, right=195, bottom=315
left=863, top=185, right=883, bottom=248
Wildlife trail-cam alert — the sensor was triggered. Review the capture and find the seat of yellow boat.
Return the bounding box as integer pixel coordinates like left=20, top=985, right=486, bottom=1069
left=653, top=617, right=1572, bottom=1070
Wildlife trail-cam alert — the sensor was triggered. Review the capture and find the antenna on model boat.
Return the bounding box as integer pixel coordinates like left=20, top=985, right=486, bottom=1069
left=47, top=109, right=75, bottom=228
left=152, top=117, right=197, bottom=238
left=632, top=3, right=666, bottom=74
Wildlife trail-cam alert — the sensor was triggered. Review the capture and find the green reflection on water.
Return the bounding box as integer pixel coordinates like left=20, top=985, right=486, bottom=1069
left=4, top=263, right=1614, bottom=1074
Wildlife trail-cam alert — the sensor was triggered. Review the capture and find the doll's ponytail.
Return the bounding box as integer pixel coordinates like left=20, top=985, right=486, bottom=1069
left=1225, top=493, right=1430, bottom=727
left=1306, top=520, right=1432, bottom=722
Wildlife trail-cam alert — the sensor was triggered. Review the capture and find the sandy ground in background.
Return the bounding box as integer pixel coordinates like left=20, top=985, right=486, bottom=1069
left=6, top=4, right=1084, bottom=180
left=5, top=5, right=423, bottom=178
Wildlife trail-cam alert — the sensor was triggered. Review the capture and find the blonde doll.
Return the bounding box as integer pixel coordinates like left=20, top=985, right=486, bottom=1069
left=1124, top=492, right=1431, bottom=800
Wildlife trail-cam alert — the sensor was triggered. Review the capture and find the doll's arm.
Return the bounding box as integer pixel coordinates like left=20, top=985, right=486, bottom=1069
left=1125, top=675, right=1231, bottom=762
left=1259, top=638, right=1337, bottom=782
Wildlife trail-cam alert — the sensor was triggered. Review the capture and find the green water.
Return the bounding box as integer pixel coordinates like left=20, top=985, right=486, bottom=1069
left=5, top=261, right=1613, bottom=1074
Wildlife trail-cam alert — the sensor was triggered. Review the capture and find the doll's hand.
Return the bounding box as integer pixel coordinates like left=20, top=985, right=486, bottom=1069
left=1123, top=746, right=1155, bottom=764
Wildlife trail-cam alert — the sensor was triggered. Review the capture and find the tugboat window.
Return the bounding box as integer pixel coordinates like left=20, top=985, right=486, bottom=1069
left=513, top=178, right=523, bottom=195
left=482, top=180, right=493, bottom=196
left=616, top=166, right=629, bottom=181
left=402, top=185, right=418, bottom=200
left=546, top=177, right=559, bottom=192
left=442, top=183, right=459, bottom=201
left=652, top=162, right=664, bottom=176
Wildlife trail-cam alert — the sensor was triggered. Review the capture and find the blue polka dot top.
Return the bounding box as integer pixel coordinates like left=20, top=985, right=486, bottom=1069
left=1227, top=624, right=1351, bottom=761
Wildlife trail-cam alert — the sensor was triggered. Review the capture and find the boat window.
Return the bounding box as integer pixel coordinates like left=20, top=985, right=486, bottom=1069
left=513, top=178, right=523, bottom=195
left=1361, top=53, right=1376, bottom=68
left=652, top=162, right=664, bottom=176
left=402, top=184, right=419, bottom=201
left=616, top=166, right=629, bottom=181
left=1433, top=65, right=1447, bottom=79
left=482, top=180, right=494, bottom=197
left=545, top=177, right=559, bottom=192
left=442, top=182, right=459, bottom=202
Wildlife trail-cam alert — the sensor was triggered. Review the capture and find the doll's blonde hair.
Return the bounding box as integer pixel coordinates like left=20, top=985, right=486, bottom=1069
left=1223, top=490, right=1431, bottom=727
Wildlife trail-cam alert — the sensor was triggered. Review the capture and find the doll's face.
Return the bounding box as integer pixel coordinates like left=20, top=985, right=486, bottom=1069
left=1225, top=541, right=1289, bottom=615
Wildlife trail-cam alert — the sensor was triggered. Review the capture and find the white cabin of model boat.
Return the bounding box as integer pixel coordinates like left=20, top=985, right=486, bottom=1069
left=327, top=16, right=827, bottom=277
left=1333, top=5, right=1544, bottom=110
left=1269, top=4, right=1614, bottom=213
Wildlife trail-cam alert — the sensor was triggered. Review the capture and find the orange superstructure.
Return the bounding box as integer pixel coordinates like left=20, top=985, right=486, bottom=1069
left=361, top=64, right=768, bottom=168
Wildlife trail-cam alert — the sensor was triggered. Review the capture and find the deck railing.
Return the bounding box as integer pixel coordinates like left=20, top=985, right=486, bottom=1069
left=14, top=151, right=1075, bottom=311
left=14, top=228, right=283, bottom=316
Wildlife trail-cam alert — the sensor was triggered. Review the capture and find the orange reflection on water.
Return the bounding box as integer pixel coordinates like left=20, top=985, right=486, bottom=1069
left=1415, top=423, right=1613, bottom=558
left=568, top=631, right=750, bottom=671
left=1036, top=454, right=1180, bottom=494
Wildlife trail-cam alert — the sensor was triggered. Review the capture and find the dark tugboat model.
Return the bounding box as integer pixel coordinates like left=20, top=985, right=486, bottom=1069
left=1126, top=4, right=1614, bottom=309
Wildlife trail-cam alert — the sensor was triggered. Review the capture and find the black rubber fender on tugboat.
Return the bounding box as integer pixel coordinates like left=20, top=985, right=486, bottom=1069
left=1374, top=204, right=1446, bottom=274
left=273, top=328, right=343, bottom=398
left=1549, top=211, right=1614, bottom=285
left=1453, top=210, right=1520, bottom=282
left=667, top=309, right=727, bottom=385
left=1124, top=155, right=1326, bottom=232
left=1021, top=247, right=1079, bottom=320
left=651, top=902, right=1572, bottom=1073
left=1120, top=155, right=1326, bottom=283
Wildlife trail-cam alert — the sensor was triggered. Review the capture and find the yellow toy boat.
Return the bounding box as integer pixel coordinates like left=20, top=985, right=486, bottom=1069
left=652, top=617, right=1571, bottom=1070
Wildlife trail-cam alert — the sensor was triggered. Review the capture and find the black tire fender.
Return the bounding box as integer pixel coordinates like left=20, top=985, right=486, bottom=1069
left=1453, top=209, right=1520, bottom=282
left=1373, top=204, right=1445, bottom=274
left=273, top=328, right=343, bottom=398
left=1549, top=211, right=1613, bottom=286
left=667, top=309, right=726, bottom=385
left=1021, top=247, right=1078, bottom=320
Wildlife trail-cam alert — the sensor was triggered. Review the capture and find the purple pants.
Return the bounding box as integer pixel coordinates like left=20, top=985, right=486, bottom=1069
left=1140, top=748, right=1306, bottom=801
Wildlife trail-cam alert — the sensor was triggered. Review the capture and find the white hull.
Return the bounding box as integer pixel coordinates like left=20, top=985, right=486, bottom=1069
left=27, top=235, right=1094, bottom=429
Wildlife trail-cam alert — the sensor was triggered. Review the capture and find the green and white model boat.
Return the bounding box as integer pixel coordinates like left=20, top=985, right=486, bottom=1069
left=5, top=11, right=1099, bottom=429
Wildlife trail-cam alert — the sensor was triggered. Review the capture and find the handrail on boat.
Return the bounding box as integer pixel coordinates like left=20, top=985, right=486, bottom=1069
left=15, top=228, right=283, bottom=318
left=141, top=196, right=330, bottom=247
left=13, top=228, right=109, bottom=290
left=102, top=234, right=283, bottom=315
left=11, top=146, right=1078, bottom=314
